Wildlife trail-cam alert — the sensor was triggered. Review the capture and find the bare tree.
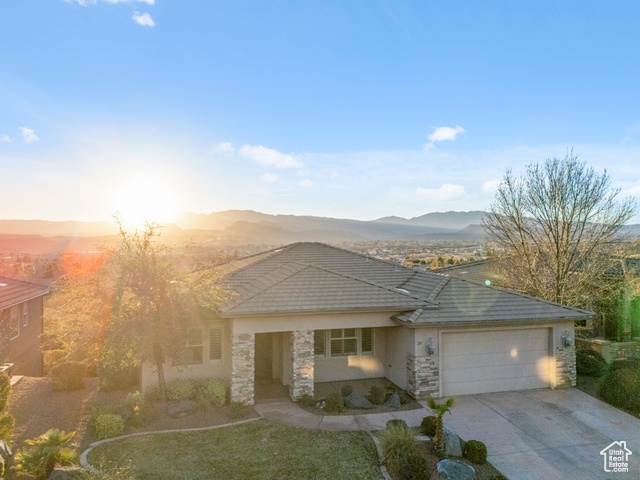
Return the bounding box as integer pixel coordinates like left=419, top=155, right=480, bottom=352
left=483, top=150, right=637, bottom=306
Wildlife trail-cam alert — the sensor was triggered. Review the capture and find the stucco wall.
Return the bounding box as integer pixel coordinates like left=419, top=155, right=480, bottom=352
left=6, top=297, right=44, bottom=376
left=384, top=326, right=415, bottom=389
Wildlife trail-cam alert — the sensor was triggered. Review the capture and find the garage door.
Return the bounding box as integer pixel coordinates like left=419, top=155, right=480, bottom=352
left=441, top=328, right=551, bottom=396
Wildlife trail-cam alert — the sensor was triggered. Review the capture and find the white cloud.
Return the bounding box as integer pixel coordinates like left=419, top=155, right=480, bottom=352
left=132, top=11, right=155, bottom=27
left=239, top=144, right=303, bottom=169
left=330, top=172, right=339, bottom=179
left=299, top=179, right=313, bottom=188
left=210, top=142, right=235, bottom=155
left=0, top=134, right=13, bottom=143
left=19, top=127, right=39, bottom=144
left=423, top=125, right=465, bottom=151
left=415, top=183, right=465, bottom=202
left=260, top=173, right=278, bottom=183
left=482, top=179, right=501, bottom=195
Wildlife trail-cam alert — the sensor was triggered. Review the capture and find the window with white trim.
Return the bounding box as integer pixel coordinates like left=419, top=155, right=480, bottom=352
left=178, top=328, right=204, bottom=365
left=314, top=330, right=326, bottom=357
left=331, top=328, right=358, bottom=356
left=209, top=326, right=223, bottom=362
left=361, top=327, right=374, bottom=354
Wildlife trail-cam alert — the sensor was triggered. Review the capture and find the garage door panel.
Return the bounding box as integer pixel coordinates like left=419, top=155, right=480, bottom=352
left=441, top=328, right=551, bottom=396
left=442, top=350, right=548, bottom=370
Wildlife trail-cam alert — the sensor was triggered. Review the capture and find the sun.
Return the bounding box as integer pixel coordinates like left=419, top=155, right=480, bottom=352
left=113, top=178, right=177, bottom=228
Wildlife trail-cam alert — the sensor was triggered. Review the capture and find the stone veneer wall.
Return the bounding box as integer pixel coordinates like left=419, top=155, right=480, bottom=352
left=406, top=352, right=439, bottom=398
left=555, top=345, right=576, bottom=388
left=231, top=333, right=255, bottom=405
left=290, top=330, right=314, bottom=400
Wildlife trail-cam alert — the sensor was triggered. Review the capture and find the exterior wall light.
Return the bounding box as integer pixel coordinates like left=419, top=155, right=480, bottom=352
left=426, top=338, right=435, bottom=355
left=561, top=330, right=573, bottom=347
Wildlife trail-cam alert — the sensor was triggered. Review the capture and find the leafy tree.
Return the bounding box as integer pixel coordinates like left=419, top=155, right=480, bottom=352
left=108, top=221, right=229, bottom=400
left=483, top=150, right=636, bottom=306
left=14, top=429, right=77, bottom=479
left=426, top=396, right=455, bottom=456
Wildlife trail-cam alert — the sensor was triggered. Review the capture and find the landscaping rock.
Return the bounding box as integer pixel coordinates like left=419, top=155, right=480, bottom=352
left=315, top=399, right=326, bottom=409
left=344, top=391, right=375, bottom=409
left=437, top=459, right=475, bottom=480
left=443, top=425, right=463, bottom=457
left=117, top=406, right=133, bottom=422
left=384, top=391, right=401, bottom=408
left=47, top=466, right=86, bottom=480
left=167, top=399, right=197, bottom=417
left=0, top=440, right=11, bottom=462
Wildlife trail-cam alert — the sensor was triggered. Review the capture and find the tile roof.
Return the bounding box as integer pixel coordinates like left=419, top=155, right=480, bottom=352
left=216, top=242, right=593, bottom=325
left=0, top=276, right=50, bottom=310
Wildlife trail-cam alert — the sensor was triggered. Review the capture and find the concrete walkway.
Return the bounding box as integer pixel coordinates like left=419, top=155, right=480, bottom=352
left=446, top=389, right=640, bottom=480
left=254, top=399, right=430, bottom=431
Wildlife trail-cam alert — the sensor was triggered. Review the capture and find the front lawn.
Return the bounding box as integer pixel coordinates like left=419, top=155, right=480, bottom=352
left=89, top=419, right=383, bottom=480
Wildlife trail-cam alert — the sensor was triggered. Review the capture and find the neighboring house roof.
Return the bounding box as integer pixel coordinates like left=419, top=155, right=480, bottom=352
left=0, top=276, right=50, bottom=310
left=216, top=242, right=593, bottom=325
left=433, top=258, right=507, bottom=286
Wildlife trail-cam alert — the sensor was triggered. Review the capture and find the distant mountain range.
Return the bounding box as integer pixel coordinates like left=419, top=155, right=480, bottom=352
left=1, top=210, right=638, bottom=253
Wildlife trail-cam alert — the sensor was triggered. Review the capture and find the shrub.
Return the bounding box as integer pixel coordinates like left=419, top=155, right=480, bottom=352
left=98, top=340, right=140, bottom=392
left=14, top=429, right=77, bottom=480
left=144, top=384, right=161, bottom=403
left=598, top=362, right=640, bottom=412
left=125, top=391, right=144, bottom=412
left=368, top=385, right=385, bottom=405
left=398, top=452, right=430, bottom=480
left=0, top=371, right=10, bottom=411
left=297, top=394, right=316, bottom=408
left=229, top=401, right=246, bottom=420
left=93, top=413, right=125, bottom=439
left=42, top=349, right=67, bottom=376
left=489, top=475, right=509, bottom=480
left=51, top=361, right=86, bottom=391
left=386, top=419, right=408, bottom=430
left=324, top=392, right=344, bottom=414
left=194, top=379, right=227, bottom=408
left=463, top=440, right=487, bottom=464
left=341, top=385, right=353, bottom=397
left=576, top=349, right=607, bottom=377
left=0, top=412, right=14, bottom=444
left=420, top=416, right=437, bottom=437
left=381, top=424, right=418, bottom=471
left=398, top=389, right=411, bottom=405
left=167, top=378, right=196, bottom=401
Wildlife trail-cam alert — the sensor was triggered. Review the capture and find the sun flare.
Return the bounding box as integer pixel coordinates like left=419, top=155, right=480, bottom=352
left=113, top=178, right=177, bottom=228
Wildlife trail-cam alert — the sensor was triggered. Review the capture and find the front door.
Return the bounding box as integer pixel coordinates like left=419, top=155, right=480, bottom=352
left=255, top=333, right=273, bottom=383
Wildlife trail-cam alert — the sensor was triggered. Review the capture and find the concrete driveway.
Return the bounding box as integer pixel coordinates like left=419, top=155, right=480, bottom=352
left=443, top=389, right=640, bottom=480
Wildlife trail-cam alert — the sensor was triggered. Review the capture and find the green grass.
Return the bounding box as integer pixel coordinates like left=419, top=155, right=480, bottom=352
left=89, top=419, right=383, bottom=479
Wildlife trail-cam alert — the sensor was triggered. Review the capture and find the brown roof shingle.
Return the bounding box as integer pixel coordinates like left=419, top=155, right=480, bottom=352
left=0, top=276, right=50, bottom=310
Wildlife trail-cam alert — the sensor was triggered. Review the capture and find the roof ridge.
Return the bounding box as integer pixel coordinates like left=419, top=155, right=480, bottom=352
left=426, top=275, right=450, bottom=303
left=218, top=243, right=300, bottom=279
left=301, top=242, right=417, bottom=273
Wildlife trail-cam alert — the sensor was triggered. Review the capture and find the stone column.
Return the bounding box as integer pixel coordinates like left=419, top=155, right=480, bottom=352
left=555, top=345, right=576, bottom=388
left=406, top=352, right=439, bottom=399
left=231, top=333, right=255, bottom=405
left=290, top=330, right=314, bottom=400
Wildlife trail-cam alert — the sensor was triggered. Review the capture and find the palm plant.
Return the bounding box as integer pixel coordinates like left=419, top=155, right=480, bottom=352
left=14, top=429, right=78, bottom=479
left=426, top=396, right=455, bottom=456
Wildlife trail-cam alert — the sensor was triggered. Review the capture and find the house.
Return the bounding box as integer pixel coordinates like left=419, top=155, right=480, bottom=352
left=141, top=242, right=592, bottom=405
left=0, top=276, right=50, bottom=376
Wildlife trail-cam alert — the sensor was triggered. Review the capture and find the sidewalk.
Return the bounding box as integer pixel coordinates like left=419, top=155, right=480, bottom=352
left=253, top=399, right=431, bottom=431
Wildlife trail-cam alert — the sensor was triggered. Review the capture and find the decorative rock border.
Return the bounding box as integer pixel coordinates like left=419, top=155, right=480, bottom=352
left=79, top=417, right=261, bottom=474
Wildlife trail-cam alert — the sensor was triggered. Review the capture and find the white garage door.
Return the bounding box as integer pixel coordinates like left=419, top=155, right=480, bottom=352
left=441, top=328, right=551, bottom=396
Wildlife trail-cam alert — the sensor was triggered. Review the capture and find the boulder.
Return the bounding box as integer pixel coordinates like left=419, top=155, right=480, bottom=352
left=167, top=399, right=197, bottom=417
left=0, top=440, right=12, bottom=462
left=344, top=391, right=375, bottom=409
left=384, top=391, right=401, bottom=408
left=436, top=459, right=475, bottom=480
left=443, top=425, right=463, bottom=457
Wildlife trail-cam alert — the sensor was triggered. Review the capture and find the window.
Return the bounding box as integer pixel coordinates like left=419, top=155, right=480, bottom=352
left=314, top=330, right=326, bottom=357
left=209, top=326, right=223, bottom=362
left=331, top=328, right=357, bottom=356
left=22, top=303, right=28, bottom=328
left=179, top=328, right=203, bottom=365
left=361, top=328, right=374, bottom=354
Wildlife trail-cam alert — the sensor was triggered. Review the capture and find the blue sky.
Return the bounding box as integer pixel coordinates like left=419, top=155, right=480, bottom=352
left=1, top=0, right=640, bottom=223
